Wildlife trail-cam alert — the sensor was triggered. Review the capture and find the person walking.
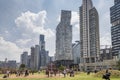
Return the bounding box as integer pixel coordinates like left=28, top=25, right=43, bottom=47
left=63, top=69, right=66, bottom=78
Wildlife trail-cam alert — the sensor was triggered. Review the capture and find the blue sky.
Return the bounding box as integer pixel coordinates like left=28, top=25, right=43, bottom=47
left=0, top=0, right=114, bottom=62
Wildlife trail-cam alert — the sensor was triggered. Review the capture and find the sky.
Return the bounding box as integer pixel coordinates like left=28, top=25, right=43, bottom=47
left=0, top=0, right=114, bottom=62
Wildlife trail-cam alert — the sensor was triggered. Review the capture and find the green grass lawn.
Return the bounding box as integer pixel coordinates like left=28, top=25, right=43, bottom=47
left=0, top=72, right=120, bottom=80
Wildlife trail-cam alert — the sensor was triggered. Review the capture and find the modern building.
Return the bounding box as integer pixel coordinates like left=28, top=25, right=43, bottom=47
left=100, top=47, right=113, bottom=61
left=72, top=41, right=81, bottom=64
left=34, top=45, right=40, bottom=70
left=0, top=60, right=17, bottom=69
left=30, top=47, right=35, bottom=70
left=79, top=0, right=100, bottom=70
left=39, top=34, right=45, bottom=50
left=49, top=56, right=55, bottom=63
left=55, top=10, right=73, bottom=67
left=21, top=51, right=28, bottom=67
left=39, top=34, right=49, bottom=69
left=110, top=0, right=120, bottom=58
left=27, top=55, right=31, bottom=68
left=7, top=60, right=17, bottom=69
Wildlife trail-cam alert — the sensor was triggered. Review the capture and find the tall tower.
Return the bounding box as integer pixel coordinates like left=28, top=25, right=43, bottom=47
left=39, top=35, right=45, bottom=50
left=34, top=45, right=40, bottom=70
left=39, top=34, right=49, bottom=68
left=79, top=0, right=100, bottom=69
left=30, top=47, right=35, bottom=70
left=110, top=0, right=120, bottom=57
left=55, top=10, right=73, bottom=67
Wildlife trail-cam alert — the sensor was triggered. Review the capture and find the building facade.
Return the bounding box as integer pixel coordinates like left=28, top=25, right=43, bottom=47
left=110, top=0, right=120, bottom=57
left=72, top=41, right=81, bottom=64
left=55, top=10, right=73, bottom=67
left=79, top=0, right=100, bottom=70
left=39, top=35, right=49, bottom=69
left=34, top=45, right=40, bottom=70
left=27, top=55, right=31, bottom=68
left=30, top=47, right=35, bottom=70
left=21, top=51, right=28, bottom=67
left=100, top=48, right=113, bottom=61
left=0, top=60, right=17, bottom=69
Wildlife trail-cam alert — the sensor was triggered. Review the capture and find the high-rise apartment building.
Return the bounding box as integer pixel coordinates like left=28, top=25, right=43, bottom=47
left=110, top=0, right=120, bottom=57
left=55, top=10, right=73, bottom=67
left=79, top=0, right=100, bottom=69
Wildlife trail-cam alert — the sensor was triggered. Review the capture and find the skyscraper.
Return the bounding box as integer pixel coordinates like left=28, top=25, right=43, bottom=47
left=79, top=0, right=100, bottom=69
left=34, top=45, right=40, bottom=70
left=39, top=34, right=49, bottom=68
left=110, top=0, right=120, bottom=57
left=21, top=51, right=28, bottom=66
left=30, top=47, right=35, bottom=70
left=55, top=10, right=73, bottom=67
left=39, top=35, right=45, bottom=50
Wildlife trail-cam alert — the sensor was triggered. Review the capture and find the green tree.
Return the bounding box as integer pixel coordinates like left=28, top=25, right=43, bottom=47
left=116, top=59, right=120, bottom=70
left=59, top=65, right=65, bottom=71
left=19, top=64, right=26, bottom=70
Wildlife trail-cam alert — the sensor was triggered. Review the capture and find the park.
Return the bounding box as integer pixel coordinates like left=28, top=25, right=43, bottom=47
left=0, top=69, right=120, bottom=80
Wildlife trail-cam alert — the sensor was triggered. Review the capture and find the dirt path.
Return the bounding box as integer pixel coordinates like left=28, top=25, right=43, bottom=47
left=0, top=74, right=64, bottom=79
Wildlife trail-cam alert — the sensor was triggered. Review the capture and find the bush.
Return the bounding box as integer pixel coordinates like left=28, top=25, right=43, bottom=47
left=94, top=70, right=120, bottom=78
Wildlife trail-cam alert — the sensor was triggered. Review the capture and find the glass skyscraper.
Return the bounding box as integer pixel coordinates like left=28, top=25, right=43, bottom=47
left=110, top=0, right=120, bottom=56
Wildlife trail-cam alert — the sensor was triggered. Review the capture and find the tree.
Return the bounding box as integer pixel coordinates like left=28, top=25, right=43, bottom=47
left=19, top=64, right=26, bottom=70
left=59, top=65, right=65, bottom=71
left=116, top=59, right=120, bottom=70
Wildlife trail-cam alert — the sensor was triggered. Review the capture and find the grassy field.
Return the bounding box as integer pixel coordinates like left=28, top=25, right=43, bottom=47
left=0, top=72, right=120, bottom=80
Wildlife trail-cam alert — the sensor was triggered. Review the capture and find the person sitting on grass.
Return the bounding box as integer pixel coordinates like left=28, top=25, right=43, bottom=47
left=102, top=69, right=111, bottom=80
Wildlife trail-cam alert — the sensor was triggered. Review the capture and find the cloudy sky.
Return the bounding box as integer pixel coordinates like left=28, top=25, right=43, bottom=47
left=0, top=0, right=114, bottom=62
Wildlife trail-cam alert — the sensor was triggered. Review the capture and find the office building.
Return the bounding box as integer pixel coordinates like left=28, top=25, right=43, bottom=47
left=110, top=0, right=120, bottom=58
left=55, top=10, right=73, bottom=67
left=21, top=51, right=28, bottom=66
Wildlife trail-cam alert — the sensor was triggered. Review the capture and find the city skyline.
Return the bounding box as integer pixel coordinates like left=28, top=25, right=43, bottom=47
left=0, top=0, right=114, bottom=62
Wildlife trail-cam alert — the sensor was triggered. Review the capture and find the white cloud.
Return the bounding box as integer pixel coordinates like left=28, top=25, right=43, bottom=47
left=15, top=10, right=54, bottom=39
left=71, top=11, right=79, bottom=25
left=71, top=11, right=80, bottom=42
left=15, top=10, right=55, bottom=57
left=0, top=36, right=23, bottom=62
left=16, top=39, right=31, bottom=47
left=100, top=33, right=111, bottom=46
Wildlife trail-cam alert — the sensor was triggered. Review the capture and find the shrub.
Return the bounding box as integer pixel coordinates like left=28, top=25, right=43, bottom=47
left=94, top=70, right=120, bottom=78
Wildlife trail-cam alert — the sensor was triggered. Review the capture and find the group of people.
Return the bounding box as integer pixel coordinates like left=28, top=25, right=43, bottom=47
left=45, top=69, right=58, bottom=77
left=63, top=69, right=75, bottom=77
left=3, top=70, right=30, bottom=78
left=2, top=68, right=111, bottom=80
left=45, top=68, right=75, bottom=78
